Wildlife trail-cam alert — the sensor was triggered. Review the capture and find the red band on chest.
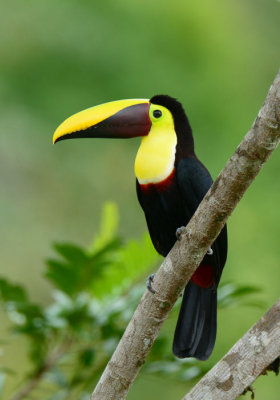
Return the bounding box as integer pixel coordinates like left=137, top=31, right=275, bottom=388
left=139, top=169, right=175, bottom=194
left=191, top=264, right=214, bottom=288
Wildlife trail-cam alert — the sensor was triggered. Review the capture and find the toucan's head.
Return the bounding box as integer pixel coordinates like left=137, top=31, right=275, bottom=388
left=53, top=95, right=193, bottom=150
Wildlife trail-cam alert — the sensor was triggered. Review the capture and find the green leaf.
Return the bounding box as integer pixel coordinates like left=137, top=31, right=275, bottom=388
left=0, top=278, right=46, bottom=341
left=0, top=279, right=27, bottom=304
left=45, top=292, right=97, bottom=334
left=87, top=238, right=122, bottom=276
left=46, top=238, right=122, bottom=296
left=218, top=282, right=263, bottom=309
left=13, top=302, right=45, bottom=332
left=54, top=243, right=88, bottom=265
left=91, top=233, right=159, bottom=298
left=90, top=201, right=119, bottom=252
left=79, top=348, right=95, bottom=366
left=46, top=259, right=81, bottom=295
left=230, top=285, right=262, bottom=297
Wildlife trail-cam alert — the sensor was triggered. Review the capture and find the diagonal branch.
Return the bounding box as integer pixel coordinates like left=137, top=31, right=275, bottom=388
left=91, top=69, right=280, bottom=400
left=182, top=298, right=280, bottom=400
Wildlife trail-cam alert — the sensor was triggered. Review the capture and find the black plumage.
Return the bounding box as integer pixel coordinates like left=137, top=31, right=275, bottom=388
left=136, top=95, right=227, bottom=360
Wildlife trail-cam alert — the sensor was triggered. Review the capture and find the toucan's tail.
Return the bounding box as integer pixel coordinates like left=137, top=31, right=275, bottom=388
left=172, top=281, right=217, bottom=360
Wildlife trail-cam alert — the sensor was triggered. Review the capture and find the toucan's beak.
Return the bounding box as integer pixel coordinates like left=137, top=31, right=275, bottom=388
left=53, top=99, right=151, bottom=144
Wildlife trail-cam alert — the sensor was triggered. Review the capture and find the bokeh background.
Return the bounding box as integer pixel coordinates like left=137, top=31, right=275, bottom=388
left=0, top=0, right=279, bottom=398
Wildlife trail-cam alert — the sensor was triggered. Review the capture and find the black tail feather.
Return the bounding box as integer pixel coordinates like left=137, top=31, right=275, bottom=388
left=172, top=281, right=217, bottom=360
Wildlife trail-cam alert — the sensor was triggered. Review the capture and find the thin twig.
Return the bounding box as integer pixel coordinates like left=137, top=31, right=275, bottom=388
left=10, top=337, right=74, bottom=400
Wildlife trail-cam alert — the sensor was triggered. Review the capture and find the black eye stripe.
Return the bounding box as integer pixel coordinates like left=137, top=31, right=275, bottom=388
left=153, top=109, right=162, bottom=118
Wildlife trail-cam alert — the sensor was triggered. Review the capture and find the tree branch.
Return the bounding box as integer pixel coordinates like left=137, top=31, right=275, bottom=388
left=182, top=298, right=280, bottom=400
left=91, top=69, right=280, bottom=400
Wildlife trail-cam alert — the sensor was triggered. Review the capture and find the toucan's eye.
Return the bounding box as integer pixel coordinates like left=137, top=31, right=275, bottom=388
left=153, top=109, right=162, bottom=118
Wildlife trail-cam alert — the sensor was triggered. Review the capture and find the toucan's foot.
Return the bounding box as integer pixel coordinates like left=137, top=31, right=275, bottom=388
left=176, top=226, right=185, bottom=240
left=242, top=385, right=255, bottom=399
left=146, top=273, right=156, bottom=294
left=207, top=247, right=213, bottom=255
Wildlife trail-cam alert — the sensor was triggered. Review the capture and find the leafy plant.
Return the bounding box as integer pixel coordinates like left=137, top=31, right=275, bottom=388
left=0, top=203, right=263, bottom=400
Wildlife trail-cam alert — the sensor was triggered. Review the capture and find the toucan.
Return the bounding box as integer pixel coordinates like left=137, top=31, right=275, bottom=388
left=53, top=95, right=227, bottom=360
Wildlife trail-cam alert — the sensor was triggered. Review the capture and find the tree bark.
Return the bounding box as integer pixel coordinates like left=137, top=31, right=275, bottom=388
left=182, top=299, right=280, bottom=400
left=91, top=69, right=280, bottom=400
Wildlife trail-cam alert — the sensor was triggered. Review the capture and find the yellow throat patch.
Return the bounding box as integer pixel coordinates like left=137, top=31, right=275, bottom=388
left=134, top=104, right=177, bottom=184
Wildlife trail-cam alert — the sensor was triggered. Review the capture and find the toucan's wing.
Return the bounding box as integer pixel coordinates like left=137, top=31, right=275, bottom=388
left=176, top=157, right=213, bottom=214
left=176, top=157, right=227, bottom=282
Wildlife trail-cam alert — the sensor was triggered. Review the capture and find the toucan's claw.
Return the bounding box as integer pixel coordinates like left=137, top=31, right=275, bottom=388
left=146, top=273, right=156, bottom=294
left=176, top=226, right=185, bottom=240
left=207, top=247, right=213, bottom=255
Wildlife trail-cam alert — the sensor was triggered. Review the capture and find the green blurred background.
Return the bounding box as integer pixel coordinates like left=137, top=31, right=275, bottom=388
left=0, top=0, right=279, bottom=398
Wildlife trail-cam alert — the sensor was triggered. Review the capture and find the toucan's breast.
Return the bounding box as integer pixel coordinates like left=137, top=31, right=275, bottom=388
left=134, top=125, right=177, bottom=184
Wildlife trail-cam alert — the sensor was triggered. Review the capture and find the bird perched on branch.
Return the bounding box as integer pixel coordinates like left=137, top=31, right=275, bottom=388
left=53, top=95, right=227, bottom=360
